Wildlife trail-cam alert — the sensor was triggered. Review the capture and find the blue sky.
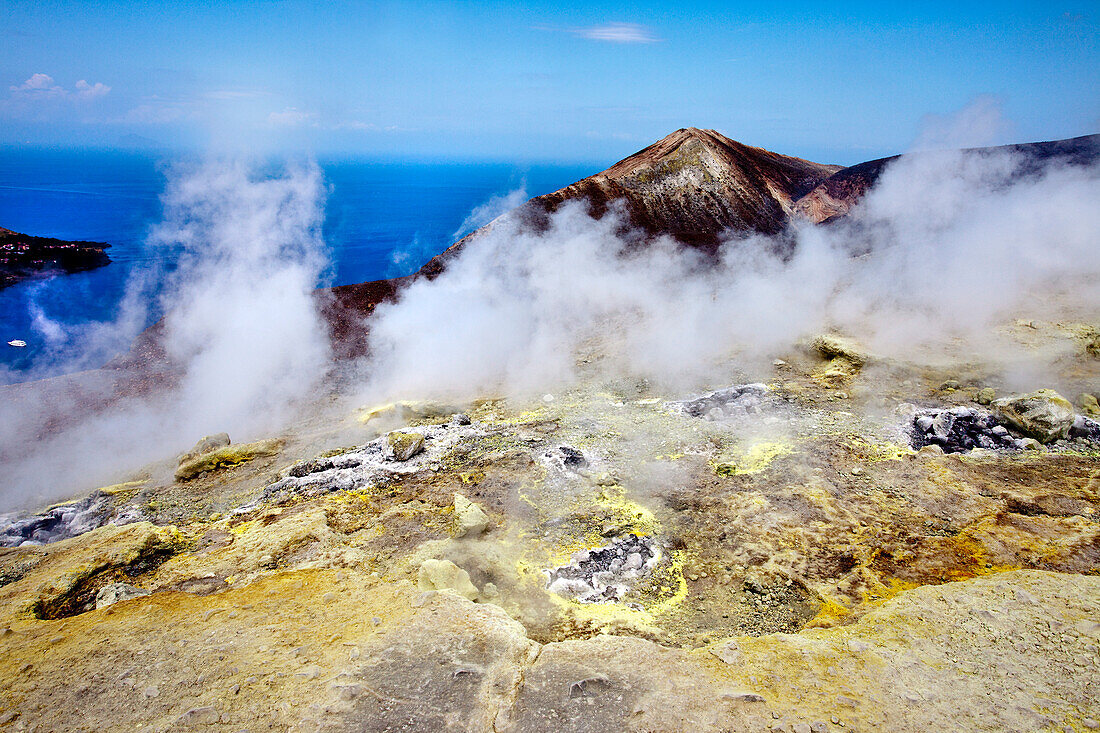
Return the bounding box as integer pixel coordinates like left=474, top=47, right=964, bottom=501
left=1, top=0, right=1097, bottom=164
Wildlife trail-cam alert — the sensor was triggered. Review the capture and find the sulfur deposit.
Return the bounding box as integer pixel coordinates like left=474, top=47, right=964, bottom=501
left=3, top=339, right=1099, bottom=730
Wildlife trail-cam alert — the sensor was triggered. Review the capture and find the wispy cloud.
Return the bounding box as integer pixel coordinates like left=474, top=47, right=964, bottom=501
left=8, top=73, right=111, bottom=101
left=117, top=100, right=191, bottom=125
left=205, top=89, right=273, bottom=101
left=571, top=22, right=660, bottom=43
left=331, top=119, right=376, bottom=131
left=268, top=106, right=315, bottom=127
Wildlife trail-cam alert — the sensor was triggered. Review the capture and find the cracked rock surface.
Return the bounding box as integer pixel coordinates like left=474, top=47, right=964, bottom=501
left=0, top=566, right=1096, bottom=732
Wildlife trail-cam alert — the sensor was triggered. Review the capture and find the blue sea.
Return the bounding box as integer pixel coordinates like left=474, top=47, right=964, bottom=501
left=0, top=148, right=595, bottom=376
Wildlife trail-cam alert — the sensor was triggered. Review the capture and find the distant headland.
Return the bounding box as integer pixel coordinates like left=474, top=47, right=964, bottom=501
left=0, top=226, right=111, bottom=289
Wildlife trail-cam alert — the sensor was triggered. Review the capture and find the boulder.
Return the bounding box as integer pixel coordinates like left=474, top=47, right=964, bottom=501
left=178, top=433, right=230, bottom=466
left=1079, top=393, right=1100, bottom=418
left=1070, top=415, right=1100, bottom=443
left=976, top=387, right=996, bottom=405
left=386, top=432, right=425, bottom=461
left=174, top=438, right=283, bottom=481
left=95, top=582, right=151, bottom=610
left=360, top=401, right=465, bottom=427
left=417, top=559, right=478, bottom=600
left=811, top=334, right=867, bottom=366
left=454, top=494, right=490, bottom=538
left=992, top=389, right=1076, bottom=443
left=814, top=359, right=859, bottom=388
left=810, top=335, right=866, bottom=388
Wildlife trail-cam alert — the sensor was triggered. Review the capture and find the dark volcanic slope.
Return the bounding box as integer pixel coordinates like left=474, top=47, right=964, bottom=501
left=0, top=227, right=111, bottom=289
left=525, top=127, right=841, bottom=245
left=793, top=133, right=1100, bottom=224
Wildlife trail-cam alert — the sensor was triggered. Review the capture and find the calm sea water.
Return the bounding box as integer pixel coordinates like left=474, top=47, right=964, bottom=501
left=0, top=148, right=595, bottom=374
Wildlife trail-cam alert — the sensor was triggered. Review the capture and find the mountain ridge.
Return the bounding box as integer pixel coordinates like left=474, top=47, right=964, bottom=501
left=324, top=129, right=1099, bottom=360
left=793, top=133, right=1100, bottom=224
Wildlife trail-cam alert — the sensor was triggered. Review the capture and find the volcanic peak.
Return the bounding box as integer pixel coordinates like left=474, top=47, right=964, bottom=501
left=527, top=127, right=841, bottom=247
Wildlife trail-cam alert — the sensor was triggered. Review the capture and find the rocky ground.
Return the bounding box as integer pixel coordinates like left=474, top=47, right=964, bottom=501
left=1, top=320, right=1099, bottom=731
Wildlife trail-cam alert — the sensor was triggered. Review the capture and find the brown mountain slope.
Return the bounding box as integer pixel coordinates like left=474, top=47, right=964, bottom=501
left=527, top=127, right=841, bottom=245
left=417, top=128, right=839, bottom=276
left=793, top=133, right=1100, bottom=224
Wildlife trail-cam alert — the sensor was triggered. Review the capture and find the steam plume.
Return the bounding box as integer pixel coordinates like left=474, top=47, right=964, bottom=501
left=0, top=159, right=331, bottom=509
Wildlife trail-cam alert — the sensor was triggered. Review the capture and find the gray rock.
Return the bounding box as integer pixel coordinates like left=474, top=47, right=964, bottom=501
left=179, top=433, right=230, bottom=466
left=176, top=706, right=218, bottom=726
left=931, top=412, right=955, bottom=439
left=453, top=494, right=490, bottom=538
left=720, top=690, right=765, bottom=703
left=669, top=383, right=774, bottom=420
left=546, top=535, right=658, bottom=603
left=417, top=559, right=478, bottom=600
left=95, top=582, right=151, bottom=609
left=386, top=431, right=425, bottom=461
left=993, top=389, right=1076, bottom=443
left=1069, top=415, right=1100, bottom=443
left=0, top=491, right=115, bottom=548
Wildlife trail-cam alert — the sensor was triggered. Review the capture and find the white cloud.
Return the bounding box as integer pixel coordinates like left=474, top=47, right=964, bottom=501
left=572, top=22, right=660, bottom=43
left=10, top=73, right=65, bottom=96
left=331, top=119, right=376, bottom=131
left=268, top=106, right=315, bottom=127
left=357, top=105, right=1100, bottom=406
left=0, top=160, right=332, bottom=506
left=6, top=73, right=110, bottom=104
left=74, top=79, right=111, bottom=100
left=912, top=95, right=1011, bottom=151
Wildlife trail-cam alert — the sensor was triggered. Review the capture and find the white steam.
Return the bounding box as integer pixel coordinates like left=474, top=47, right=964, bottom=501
left=453, top=186, right=528, bottom=239
left=0, top=160, right=331, bottom=509
left=359, top=145, right=1100, bottom=405
left=826, top=146, right=1100, bottom=354
left=2, top=106, right=1098, bottom=512
left=153, top=160, right=331, bottom=429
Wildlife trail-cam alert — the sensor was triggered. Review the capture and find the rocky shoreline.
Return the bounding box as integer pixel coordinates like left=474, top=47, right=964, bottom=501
left=0, top=226, right=111, bottom=289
